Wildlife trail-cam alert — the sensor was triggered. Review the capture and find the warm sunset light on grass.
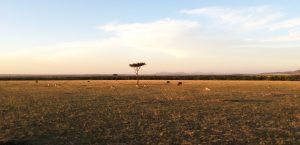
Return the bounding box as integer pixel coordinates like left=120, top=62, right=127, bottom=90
left=1, top=0, right=300, bottom=145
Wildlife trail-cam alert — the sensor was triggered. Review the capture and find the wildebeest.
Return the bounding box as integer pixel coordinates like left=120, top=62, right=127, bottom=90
left=177, top=82, right=182, bottom=86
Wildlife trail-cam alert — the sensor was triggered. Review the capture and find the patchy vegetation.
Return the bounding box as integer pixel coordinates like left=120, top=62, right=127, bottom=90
left=0, top=80, right=299, bottom=145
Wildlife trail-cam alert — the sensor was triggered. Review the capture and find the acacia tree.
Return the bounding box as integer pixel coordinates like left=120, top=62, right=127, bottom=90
left=129, top=62, right=146, bottom=86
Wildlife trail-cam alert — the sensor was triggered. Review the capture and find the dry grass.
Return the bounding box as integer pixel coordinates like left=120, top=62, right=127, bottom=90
left=0, top=80, right=299, bottom=145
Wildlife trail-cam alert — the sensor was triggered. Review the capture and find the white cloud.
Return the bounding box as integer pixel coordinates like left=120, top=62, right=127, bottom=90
left=97, top=19, right=201, bottom=58
left=180, top=5, right=300, bottom=43
left=6, top=18, right=201, bottom=59
left=270, top=18, right=300, bottom=30
left=263, top=28, right=300, bottom=41
left=181, top=6, right=283, bottom=31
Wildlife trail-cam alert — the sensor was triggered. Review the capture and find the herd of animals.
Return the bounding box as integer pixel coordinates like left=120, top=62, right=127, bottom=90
left=34, top=80, right=211, bottom=91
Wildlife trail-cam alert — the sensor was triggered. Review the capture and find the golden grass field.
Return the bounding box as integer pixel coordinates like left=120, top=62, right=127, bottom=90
left=0, top=80, right=299, bottom=145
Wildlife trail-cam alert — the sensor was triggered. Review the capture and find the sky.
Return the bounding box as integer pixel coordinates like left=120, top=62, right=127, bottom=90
left=1, top=0, right=300, bottom=74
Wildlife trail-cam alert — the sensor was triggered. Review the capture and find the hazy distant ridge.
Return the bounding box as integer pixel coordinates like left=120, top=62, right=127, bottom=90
left=261, top=70, right=300, bottom=75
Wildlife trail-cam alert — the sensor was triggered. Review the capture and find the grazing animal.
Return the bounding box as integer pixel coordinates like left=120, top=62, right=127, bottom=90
left=110, top=85, right=116, bottom=89
left=177, top=82, right=183, bottom=86
left=166, top=81, right=170, bottom=84
left=204, top=87, right=211, bottom=91
left=35, top=80, right=39, bottom=83
left=87, top=81, right=90, bottom=83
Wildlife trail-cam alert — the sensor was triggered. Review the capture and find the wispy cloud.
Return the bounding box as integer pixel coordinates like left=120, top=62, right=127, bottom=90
left=97, top=19, right=201, bottom=58
left=180, top=5, right=300, bottom=43
left=180, top=6, right=283, bottom=31
left=263, top=28, right=300, bottom=41
left=270, top=18, right=300, bottom=30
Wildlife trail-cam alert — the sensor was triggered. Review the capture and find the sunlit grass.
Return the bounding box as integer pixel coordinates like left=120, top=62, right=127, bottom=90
left=0, top=80, right=299, bottom=144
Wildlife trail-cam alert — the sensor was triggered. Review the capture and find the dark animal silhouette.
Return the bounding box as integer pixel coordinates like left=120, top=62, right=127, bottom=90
left=177, top=82, right=182, bottom=86
left=166, top=81, right=170, bottom=84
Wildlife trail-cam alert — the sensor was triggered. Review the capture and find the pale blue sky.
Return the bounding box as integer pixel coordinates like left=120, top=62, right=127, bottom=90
left=1, top=0, right=300, bottom=74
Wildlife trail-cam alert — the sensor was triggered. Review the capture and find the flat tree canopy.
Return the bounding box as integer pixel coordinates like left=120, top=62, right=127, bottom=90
left=129, top=62, right=146, bottom=86
left=129, top=62, right=146, bottom=68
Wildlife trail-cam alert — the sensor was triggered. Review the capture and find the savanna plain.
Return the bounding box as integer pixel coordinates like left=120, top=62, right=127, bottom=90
left=0, top=80, right=299, bottom=145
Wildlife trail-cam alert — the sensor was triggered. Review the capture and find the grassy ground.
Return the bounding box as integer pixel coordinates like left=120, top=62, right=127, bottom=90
left=0, top=80, right=299, bottom=145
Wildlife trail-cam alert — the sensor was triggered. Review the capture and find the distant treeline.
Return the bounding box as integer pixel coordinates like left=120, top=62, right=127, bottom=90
left=1, top=75, right=300, bottom=81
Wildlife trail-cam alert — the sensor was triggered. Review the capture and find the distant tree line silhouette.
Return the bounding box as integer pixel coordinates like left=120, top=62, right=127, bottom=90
left=1, top=75, right=300, bottom=81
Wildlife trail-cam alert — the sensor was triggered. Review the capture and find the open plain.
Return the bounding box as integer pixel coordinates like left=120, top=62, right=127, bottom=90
left=0, top=80, right=299, bottom=145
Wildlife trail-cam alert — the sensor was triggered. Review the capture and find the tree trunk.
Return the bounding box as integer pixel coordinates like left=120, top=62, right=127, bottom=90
left=136, top=72, right=139, bottom=86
